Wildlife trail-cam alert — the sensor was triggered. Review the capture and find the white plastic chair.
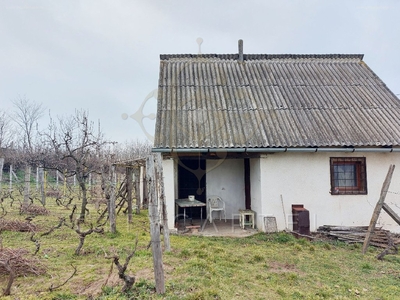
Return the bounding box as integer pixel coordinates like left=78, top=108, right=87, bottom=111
left=207, top=196, right=226, bottom=223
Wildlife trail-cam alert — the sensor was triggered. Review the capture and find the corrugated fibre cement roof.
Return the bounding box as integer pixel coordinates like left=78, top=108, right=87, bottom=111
left=154, top=54, right=400, bottom=149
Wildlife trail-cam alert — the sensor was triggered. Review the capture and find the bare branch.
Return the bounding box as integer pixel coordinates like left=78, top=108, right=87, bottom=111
left=41, top=217, right=66, bottom=237
left=2, top=259, right=15, bottom=296
left=74, top=223, right=104, bottom=255
left=48, top=264, right=77, bottom=292
left=30, top=234, right=40, bottom=255
left=105, top=237, right=138, bottom=293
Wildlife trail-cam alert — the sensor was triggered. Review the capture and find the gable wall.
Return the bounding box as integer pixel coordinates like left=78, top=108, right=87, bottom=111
left=256, top=151, right=400, bottom=232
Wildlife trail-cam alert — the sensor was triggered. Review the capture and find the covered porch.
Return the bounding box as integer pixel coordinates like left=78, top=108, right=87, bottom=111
left=161, top=152, right=265, bottom=232
left=175, top=218, right=259, bottom=237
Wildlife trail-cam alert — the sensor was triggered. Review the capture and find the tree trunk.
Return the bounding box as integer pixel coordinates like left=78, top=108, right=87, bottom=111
left=2, top=260, right=15, bottom=296
left=78, top=178, right=88, bottom=222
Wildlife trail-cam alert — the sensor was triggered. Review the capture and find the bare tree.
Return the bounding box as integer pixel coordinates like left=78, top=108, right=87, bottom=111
left=12, top=96, right=45, bottom=152
left=11, top=97, right=45, bottom=205
left=113, top=139, right=152, bottom=161
left=46, top=109, right=110, bottom=222
left=0, top=110, right=13, bottom=150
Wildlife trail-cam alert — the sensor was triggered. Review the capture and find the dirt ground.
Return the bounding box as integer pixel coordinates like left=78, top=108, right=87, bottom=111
left=175, top=218, right=259, bottom=237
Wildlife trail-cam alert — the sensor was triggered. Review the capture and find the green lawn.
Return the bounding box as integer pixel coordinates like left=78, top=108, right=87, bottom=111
left=0, top=197, right=399, bottom=299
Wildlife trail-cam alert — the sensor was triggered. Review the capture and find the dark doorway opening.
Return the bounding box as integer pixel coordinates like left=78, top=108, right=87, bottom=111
left=177, top=156, right=206, bottom=218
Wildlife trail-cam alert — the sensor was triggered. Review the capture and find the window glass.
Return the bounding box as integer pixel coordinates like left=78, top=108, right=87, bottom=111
left=330, top=157, right=367, bottom=195
left=333, top=164, right=356, bottom=187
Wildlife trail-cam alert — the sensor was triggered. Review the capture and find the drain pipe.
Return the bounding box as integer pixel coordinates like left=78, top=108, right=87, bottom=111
left=152, top=147, right=400, bottom=153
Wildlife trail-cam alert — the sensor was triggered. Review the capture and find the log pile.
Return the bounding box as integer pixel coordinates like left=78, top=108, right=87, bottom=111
left=317, top=225, right=400, bottom=248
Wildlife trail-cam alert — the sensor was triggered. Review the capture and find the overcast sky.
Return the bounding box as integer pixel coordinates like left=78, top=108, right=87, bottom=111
left=1, top=0, right=399, bottom=145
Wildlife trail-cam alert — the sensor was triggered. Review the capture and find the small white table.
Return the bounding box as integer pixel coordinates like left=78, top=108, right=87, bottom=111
left=239, top=209, right=255, bottom=229
left=175, top=198, right=206, bottom=227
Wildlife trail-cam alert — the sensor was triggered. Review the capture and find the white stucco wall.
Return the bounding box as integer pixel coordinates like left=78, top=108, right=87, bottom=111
left=162, top=158, right=176, bottom=230
left=250, top=156, right=263, bottom=229
left=206, top=159, right=245, bottom=219
left=163, top=152, right=400, bottom=233
left=255, top=152, right=400, bottom=233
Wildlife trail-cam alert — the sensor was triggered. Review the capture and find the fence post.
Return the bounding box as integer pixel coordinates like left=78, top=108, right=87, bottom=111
left=109, top=164, right=117, bottom=234
left=155, top=153, right=170, bottom=252
left=0, top=158, right=4, bottom=193
left=36, top=167, right=39, bottom=190
left=133, top=167, right=140, bottom=214
left=39, top=166, right=46, bottom=206
left=146, top=154, right=165, bottom=294
left=126, top=167, right=133, bottom=223
left=9, top=165, right=12, bottom=192
left=56, top=170, right=59, bottom=188
left=24, top=164, right=31, bottom=205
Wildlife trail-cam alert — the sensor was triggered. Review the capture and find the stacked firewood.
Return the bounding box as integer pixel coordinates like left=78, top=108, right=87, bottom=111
left=317, top=225, right=400, bottom=248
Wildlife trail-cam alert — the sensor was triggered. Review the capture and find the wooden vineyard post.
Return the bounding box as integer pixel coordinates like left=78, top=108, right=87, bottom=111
left=362, top=165, right=395, bottom=254
left=63, top=170, right=67, bottom=197
left=39, top=166, right=46, bottom=206
left=9, top=165, right=12, bottom=192
left=24, top=164, right=31, bottom=205
left=146, top=154, right=165, bottom=294
left=109, top=164, right=117, bottom=234
left=134, top=167, right=141, bottom=214
left=126, top=167, right=133, bottom=224
left=56, top=170, right=59, bottom=188
left=0, top=158, right=4, bottom=193
left=155, top=153, right=170, bottom=252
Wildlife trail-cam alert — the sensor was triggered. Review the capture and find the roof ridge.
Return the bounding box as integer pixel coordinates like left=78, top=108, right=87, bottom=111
left=160, top=54, right=364, bottom=60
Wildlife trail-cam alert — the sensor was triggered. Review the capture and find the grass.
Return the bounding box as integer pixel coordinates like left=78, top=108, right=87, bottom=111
left=1, top=195, right=400, bottom=299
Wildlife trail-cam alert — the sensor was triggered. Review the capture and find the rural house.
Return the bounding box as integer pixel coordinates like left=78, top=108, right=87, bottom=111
left=152, top=41, right=400, bottom=233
